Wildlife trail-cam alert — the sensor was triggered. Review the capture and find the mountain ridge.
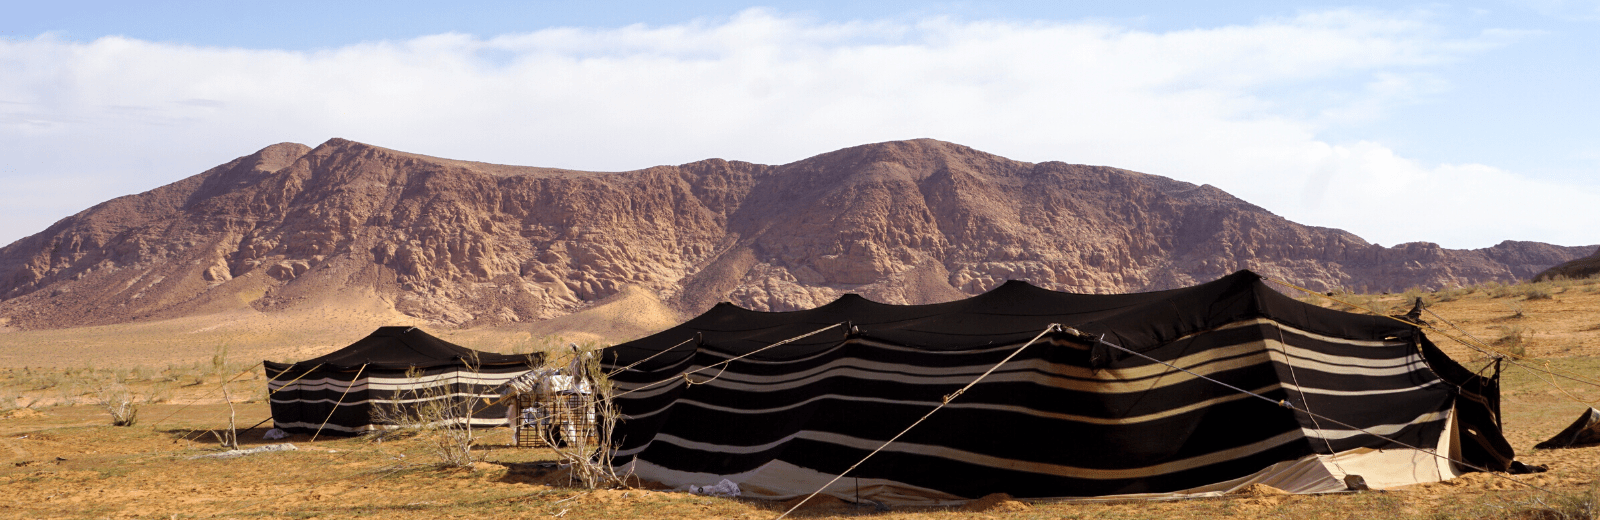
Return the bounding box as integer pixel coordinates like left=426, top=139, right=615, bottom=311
left=0, top=138, right=1590, bottom=330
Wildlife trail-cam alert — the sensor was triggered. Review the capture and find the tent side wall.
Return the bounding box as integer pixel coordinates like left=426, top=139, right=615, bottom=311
left=266, top=362, right=531, bottom=435
left=603, top=273, right=1512, bottom=502
left=608, top=325, right=1324, bottom=499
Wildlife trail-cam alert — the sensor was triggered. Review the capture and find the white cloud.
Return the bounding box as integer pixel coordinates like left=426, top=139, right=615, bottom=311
left=0, top=8, right=1591, bottom=249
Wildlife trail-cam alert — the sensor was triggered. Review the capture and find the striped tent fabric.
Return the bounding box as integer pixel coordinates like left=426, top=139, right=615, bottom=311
left=601, top=271, right=1516, bottom=504
left=265, top=327, right=543, bottom=435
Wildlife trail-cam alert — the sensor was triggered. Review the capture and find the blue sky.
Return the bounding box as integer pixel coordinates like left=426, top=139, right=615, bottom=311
left=2, top=1, right=1597, bottom=249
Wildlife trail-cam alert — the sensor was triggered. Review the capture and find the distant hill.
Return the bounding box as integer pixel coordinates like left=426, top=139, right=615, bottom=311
left=1536, top=247, right=1600, bottom=281
left=0, top=138, right=1591, bottom=330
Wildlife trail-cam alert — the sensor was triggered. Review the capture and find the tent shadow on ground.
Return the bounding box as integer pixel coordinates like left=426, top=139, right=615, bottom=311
left=161, top=424, right=539, bottom=448
left=486, top=462, right=909, bottom=518
left=160, top=426, right=298, bottom=447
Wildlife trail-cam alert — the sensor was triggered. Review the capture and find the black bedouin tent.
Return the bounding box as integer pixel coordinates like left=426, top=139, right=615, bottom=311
left=266, top=327, right=543, bottom=435
left=1536, top=408, right=1600, bottom=449
left=601, top=270, right=1517, bottom=504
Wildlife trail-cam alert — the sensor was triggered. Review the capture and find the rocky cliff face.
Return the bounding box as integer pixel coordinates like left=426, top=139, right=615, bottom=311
left=0, top=138, right=1590, bottom=329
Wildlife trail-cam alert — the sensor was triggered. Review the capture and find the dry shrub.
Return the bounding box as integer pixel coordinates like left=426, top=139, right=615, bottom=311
left=1495, top=325, right=1529, bottom=357
left=370, top=364, right=481, bottom=468
left=1437, top=286, right=1473, bottom=302
left=514, top=334, right=564, bottom=356
left=1327, top=292, right=1387, bottom=314
left=0, top=388, right=18, bottom=413
left=143, top=382, right=174, bottom=404
left=93, top=381, right=138, bottom=426
left=538, top=344, right=628, bottom=489
left=23, top=369, right=64, bottom=391
left=1401, top=286, right=1435, bottom=306
left=1507, top=301, right=1527, bottom=319
left=212, top=343, right=228, bottom=372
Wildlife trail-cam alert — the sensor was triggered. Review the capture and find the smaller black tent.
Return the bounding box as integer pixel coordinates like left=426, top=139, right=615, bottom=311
left=1536, top=408, right=1600, bottom=449
left=266, top=327, right=544, bottom=435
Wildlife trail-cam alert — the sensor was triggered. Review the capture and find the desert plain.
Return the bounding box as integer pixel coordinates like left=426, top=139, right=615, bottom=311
left=1, top=276, right=1599, bottom=519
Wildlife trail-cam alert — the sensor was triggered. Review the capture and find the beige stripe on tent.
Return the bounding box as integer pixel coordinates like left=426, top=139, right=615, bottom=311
left=616, top=342, right=1422, bottom=403
left=268, top=372, right=526, bottom=392
left=615, top=347, right=1276, bottom=400
left=1285, top=379, right=1445, bottom=397
left=1301, top=409, right=1453, bottom=440
left=613, top=318, right=1413, bottom=396
left=625, top=384, right=1280, bottom=425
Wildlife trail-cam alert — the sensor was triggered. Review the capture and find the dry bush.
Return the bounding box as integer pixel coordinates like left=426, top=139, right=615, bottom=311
left=209, top=385, right=239, bottom=450
left=1436, top=286, right=1474, bottom=302
left=1525, top=285, right=1556, bottom=300
left=1400, top=286, right=1436, bottom=306
left=537, top=344, right=628, bottom=489
left=514, top=334, right=565, bottom=356
left=173, top=362, right=207, bottom=386
left=1495, top=325, right=1529, bottom=357
left=156, top=363, right=182, bottom=383
left=22, top=369, right=66, bottom=391
left=1362, top=296, right=1393, bottom=315
left=93, top=381, right=138, bottom=426
left=369, top=365, right=481, bottom=468
left=1326, top=291, right=1387, bottom=314
left=144, top=382, right=173, bottom=404
left=1507, top=301, right=1527, bottom=319
left=1479, top=281, right=1503, bottom=298
left=0, top=388, right=18, bottom=413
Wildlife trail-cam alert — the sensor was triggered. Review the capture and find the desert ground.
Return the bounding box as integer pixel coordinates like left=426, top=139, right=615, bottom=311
left=1, top=276, right=1599, bottom=519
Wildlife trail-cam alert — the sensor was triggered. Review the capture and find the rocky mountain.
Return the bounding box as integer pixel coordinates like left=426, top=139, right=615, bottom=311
left=0, top=138, right=1591, bottom=330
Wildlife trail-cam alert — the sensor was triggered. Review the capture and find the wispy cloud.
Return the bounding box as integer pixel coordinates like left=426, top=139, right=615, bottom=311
left=0, top=8, right=1590, bottom=248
